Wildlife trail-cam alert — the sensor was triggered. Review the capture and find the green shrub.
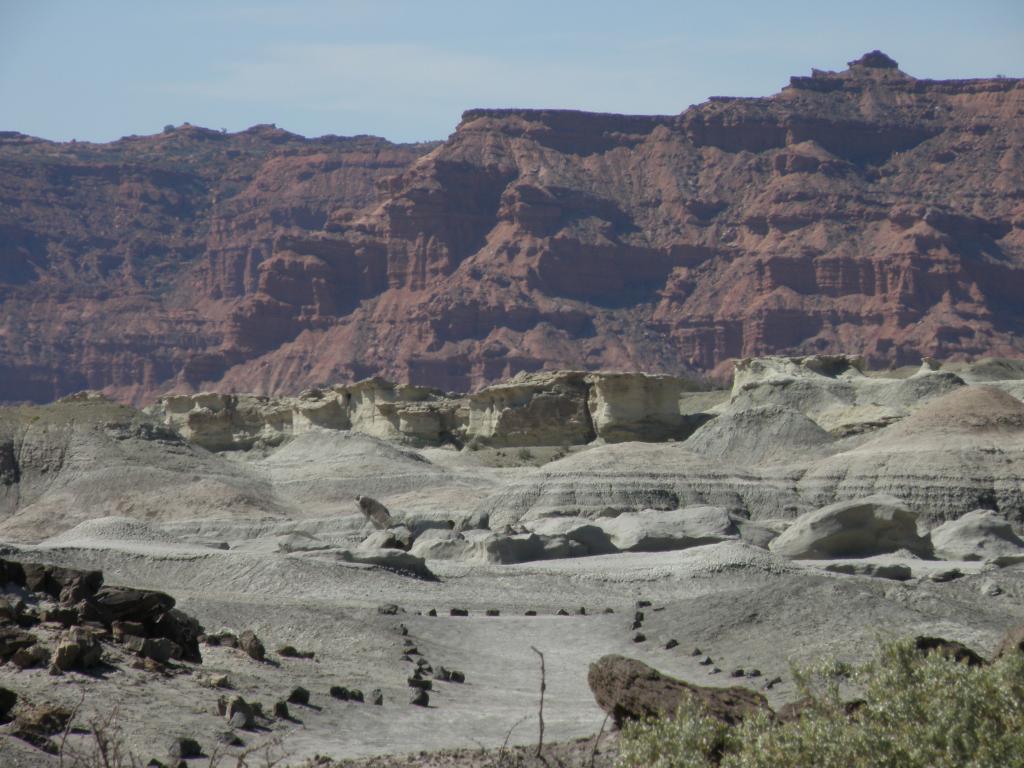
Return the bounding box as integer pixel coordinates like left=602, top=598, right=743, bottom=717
left=618, top=639, right=1024, bottom=768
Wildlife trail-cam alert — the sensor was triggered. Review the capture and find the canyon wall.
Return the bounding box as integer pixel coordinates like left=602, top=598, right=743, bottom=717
left=2, top=51, right=1023, bottom=404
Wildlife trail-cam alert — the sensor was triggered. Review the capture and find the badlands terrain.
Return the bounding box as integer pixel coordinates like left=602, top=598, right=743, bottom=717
left=1, top=354, right=1024, bottom=765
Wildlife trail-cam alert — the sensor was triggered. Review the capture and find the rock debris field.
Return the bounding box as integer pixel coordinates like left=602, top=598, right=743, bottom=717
left=2, top=355, right=1024, bottom=766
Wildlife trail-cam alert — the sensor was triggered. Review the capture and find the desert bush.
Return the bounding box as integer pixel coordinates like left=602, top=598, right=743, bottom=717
left=617, top=638, right=1024, bottom=768
left=517, top=448, right=534, bottom=461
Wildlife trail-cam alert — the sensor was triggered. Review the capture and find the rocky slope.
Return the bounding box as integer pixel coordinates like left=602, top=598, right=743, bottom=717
left=2, top=51, right=1023, bottom=404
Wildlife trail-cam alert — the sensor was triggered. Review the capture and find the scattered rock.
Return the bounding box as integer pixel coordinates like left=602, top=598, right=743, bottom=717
left=427, top=609, right=437, bottom=617
left=665, top=639, right=679, bottom=650
left=980, top=579, right=1002, bottom=597
left=329, top=685, right=363, bottom=702
left=410, top=688, right=429, bottom=707
left=377, top=603, right=401, bottom=615
left=407, top=677, right=433, bottom=691
left=632, top=633, right=646, bottom=643
left=12, top=644, right=50, bottom=670
left=485, top=609, right=500, bottom=617
left=435, top=666, right=466, bottom=683
left=699, top=656, right=713, bottom=666
left=168, top=737, right=203, bottom=760
left=134, top=637, right=183, bottom=664
left=277, top=645, right=315, bottom=659
left=731, top=668, right=745, bottom=677
left=112, top=620, right=147, bottom=641
left=216, top=731, right=245, bottom=747
left=273, top=701, right=290, bottom=719
left=53, top=626, right=102, bottom=671
left=225, top=696, right=254, bottom=730
left=287, top=687, right=310, bottom=705
left=370, top=689, right=384, bottom=705
left=0, top=627, right=38, bottom=662
left=449, top=608, right=468, bottom=617
left=238, top=630, right=265, bottom=662
left=556, top=608, right=569, bottom=616
left=588, top=654, right=771, bottom=727
left=929, top=568, right=964, bottom=582
left=525, top=610, right=537, bottom=616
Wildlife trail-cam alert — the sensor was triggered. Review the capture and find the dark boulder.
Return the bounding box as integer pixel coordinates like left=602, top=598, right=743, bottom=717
left=92, top=587, right=175, bottom=622
left=913, top=636, right=986, bottom=667
left=588, top=654, right=771, bottom=727
left=238, top=630, right=265, bottom=662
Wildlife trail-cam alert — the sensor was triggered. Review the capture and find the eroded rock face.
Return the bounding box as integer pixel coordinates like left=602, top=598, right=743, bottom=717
left=3, top=56, right=1023, bottom=405
left=466, top=371, right=594, bottom=447
left=769, top=495, right=931, bottom=559
left=149, top=370, right=709, bottom=450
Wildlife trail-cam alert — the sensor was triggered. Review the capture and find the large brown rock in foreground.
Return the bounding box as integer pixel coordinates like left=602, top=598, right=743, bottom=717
left=588, top=654, right=771, bottom=727
left=2, top=52, right=1023, bottom=404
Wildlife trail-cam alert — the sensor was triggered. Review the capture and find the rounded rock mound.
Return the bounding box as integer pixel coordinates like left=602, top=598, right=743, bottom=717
left=686, top=405, right=834, bottom=466
left=798, top=387, right=1024, bottom=525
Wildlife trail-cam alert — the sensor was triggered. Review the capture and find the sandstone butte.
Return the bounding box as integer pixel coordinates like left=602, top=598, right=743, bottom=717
left=1, top=50, right=1022, bottom=405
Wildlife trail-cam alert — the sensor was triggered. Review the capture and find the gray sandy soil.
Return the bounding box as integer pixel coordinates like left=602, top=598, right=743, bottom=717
left=2, top=535, right=1021, bottom=766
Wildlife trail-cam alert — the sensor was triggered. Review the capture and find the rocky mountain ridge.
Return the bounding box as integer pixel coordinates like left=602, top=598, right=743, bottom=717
left=2, top=51, right=1023, bottom=404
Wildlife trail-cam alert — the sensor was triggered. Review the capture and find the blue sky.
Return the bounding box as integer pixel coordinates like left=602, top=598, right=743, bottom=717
left=2, top=0, right=1022, bottom=144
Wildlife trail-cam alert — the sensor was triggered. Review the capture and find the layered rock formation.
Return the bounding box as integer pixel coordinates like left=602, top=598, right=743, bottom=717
left=476, top=355, right=1024, bottom=528
left=148, top=370, right=705, bottom=450
left=3, top=52, right=1023, bottom=404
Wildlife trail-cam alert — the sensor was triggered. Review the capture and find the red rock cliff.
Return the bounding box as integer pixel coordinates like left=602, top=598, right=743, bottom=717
left=2, top=52, right=1023, bottom=403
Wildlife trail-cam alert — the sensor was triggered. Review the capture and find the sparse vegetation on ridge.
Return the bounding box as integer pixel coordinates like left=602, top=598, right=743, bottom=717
left=617, top=639, right=1024, bottom=768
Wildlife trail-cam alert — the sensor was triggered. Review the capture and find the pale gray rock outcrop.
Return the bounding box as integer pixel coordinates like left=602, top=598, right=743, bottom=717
left=769, top=495, right=931, bottom=559
left=152, top=370, right=710, bottom=451
left=153, top=379, right=459, bottom=451
left=585, top=372, right=704, bottom=442
left=465, top=371, right=594, bottom=447
left=595, top=506, right=739, bottom=552
left=408, top=530, right=546, bottom=565
left=930, top=510, right=1024, bottom=564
